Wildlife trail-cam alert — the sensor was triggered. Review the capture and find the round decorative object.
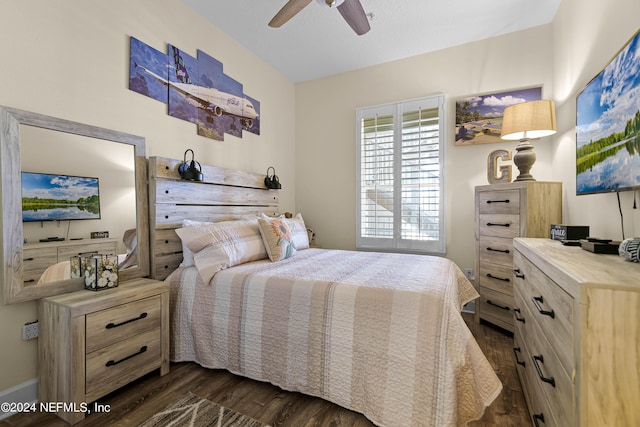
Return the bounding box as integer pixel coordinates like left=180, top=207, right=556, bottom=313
left=618, top=237, right=640, bottom=262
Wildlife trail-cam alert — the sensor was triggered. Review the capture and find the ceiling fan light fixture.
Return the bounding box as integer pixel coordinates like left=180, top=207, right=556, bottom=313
left=317, top=0, right=345, bottom=8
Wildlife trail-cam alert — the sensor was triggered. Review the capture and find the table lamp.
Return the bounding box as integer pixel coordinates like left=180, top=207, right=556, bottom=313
left=500, top=100, right=557, bottom=181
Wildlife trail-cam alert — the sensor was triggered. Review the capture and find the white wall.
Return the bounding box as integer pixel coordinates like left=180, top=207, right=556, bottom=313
left=296, top=0, right=640, bottom=272
left=295, top=25, right=555, bottom=271
left=0, top=0, right=295, bottom=393
left=551, top=0, right=640, bottom=238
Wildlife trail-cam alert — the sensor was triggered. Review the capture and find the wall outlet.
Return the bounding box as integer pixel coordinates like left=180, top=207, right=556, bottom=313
left=22, top=321, right=38, bottom=340
left=464, top=268, right=474, bottom=281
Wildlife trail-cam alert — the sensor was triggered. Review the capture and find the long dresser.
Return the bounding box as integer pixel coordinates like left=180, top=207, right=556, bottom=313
left=474, top=182, right=562, bottom=332
left=513, top=238, right=640, bottom=427
left=23, top=238, right=118, bottom=285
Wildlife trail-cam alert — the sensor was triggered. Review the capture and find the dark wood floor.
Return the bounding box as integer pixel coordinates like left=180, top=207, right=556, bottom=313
left=1, top=314, right=529, bottom=426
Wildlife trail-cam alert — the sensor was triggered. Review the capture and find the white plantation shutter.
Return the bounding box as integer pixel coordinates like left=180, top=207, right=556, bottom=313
left=356, top=95, right=445, bottom=253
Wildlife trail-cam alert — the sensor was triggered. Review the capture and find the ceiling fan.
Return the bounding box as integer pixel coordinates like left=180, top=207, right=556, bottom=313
left=269, top=0, right=371, bottom=36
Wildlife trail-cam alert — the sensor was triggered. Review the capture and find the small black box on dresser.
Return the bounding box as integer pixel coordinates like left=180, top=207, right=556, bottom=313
left=550, top=224, right=590, bottom=240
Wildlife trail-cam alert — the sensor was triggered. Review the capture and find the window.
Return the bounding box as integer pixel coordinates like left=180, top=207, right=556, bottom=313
left=356, top=95, right=445, bottom=253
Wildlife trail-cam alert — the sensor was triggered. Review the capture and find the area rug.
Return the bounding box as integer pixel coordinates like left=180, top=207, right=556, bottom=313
left=139, top=392, right=269, bottom=427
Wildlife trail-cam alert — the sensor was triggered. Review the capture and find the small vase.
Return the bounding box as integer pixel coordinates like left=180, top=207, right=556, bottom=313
left=618, top=238, right=640, bottom=262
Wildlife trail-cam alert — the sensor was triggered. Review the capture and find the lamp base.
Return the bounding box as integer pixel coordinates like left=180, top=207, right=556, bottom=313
left=513, top=139, right=536, bottom=182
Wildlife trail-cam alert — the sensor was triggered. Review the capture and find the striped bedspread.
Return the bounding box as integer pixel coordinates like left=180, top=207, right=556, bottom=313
left=168, top=249, right=502, bottom=426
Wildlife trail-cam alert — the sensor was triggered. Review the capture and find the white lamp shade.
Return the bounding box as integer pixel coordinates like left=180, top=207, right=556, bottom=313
left=501, top=100, right=557, bottom=140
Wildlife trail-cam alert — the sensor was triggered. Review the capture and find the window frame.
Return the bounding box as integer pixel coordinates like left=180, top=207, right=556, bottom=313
left=355, top=94, right=446, bottom=254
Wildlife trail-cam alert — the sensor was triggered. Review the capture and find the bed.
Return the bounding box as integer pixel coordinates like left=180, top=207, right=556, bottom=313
left=148, top=156, right=502, bottom=427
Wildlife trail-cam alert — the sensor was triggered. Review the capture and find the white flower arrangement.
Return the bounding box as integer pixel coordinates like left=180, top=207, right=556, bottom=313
left=83, top=254, right=119, bottom=291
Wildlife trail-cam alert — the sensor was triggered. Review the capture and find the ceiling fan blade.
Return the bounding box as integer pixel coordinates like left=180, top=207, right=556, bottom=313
left=337, top=0, right=370, bottom=35
left=269, top=0, right=313, bottom=28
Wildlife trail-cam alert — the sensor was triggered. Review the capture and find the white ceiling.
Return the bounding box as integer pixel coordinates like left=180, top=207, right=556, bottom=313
left=182, top=0, right=561, bottom=83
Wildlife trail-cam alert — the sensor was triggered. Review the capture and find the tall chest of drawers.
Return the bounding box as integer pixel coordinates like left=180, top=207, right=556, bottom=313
left=513, top=238, right=640, bottom=427
left=474, top=182, right=562, bottom=332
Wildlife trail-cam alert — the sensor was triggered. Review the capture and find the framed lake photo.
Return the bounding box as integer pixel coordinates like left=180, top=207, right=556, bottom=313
left=576, top=28, right=640, bottom=195
left=454, top=87, right=542, bottom=146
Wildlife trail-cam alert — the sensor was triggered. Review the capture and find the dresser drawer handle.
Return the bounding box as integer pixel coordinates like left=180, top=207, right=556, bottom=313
left=487, top=273, right=510, bottom=282
left=486, top=222, right=510, bottom=227
left=531, top=296, right=555, bottom=318
left=24, top=279, right=36, bottom=284
left=486, top=199, right=510, bottom=204
left=513, top=347, right=526, bottom=366
left=533, top=413, right=545, bottom=426
left=24, top=257, right=35, bottom=261
left=487, top=247, right=510, bottom=254
left=513, top=268, right=525, bottom=279
left=486, top=300, right=510, bottom=310
left=514, top=308, right=525, bottom=323
left=105, top=312, right=148, bottom=329
left=532, top=354, right=556, bottom=387
left=105, top=345, right=147, bottom=367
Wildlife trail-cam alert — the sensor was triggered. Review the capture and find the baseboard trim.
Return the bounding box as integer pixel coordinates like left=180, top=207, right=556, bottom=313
left=0, top=378, right=38, bottom=420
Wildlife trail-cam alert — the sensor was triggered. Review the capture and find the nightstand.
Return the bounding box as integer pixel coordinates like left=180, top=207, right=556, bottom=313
left=39, top=278, right=169, bottom=424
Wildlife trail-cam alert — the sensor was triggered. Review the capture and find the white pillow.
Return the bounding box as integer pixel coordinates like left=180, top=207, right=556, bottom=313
left=287, top=213, right=310, bottom=250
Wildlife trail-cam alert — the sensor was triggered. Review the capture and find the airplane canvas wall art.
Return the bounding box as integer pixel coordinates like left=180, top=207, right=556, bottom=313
left=129, top=37, right=260, bottom=140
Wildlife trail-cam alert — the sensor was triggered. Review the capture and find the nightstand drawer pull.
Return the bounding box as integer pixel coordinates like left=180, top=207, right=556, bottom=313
left=513, top=347, right=526, bottom=366
left=24, top=257, right=35, bottom=261
left=105, top=345, right=147, bottom=366
left=533, top=413, right=545, bottom=426
left=514, top=308, right=525, bottom=323
left=486, top=300, right=510, bottom=310
left=105, top=312, right=148, bottom=329
left=532, top=354, right=556, bottom=387
left=487, top=247, right=510, bottom=254
left=24, top=279, right=36, bottom=284
left=513, top=268, right=525, bottom=279
left=105, top=345, right=148, bottom=367
left=486, top=222, right=510, bottom=227
left=532, top=296, right=555, bottom=318
left=487, top=273, right=510, bottom=282
left=486, top=199, right=510, bottom=204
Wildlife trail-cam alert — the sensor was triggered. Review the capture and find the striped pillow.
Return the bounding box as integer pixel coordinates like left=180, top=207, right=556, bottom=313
left=175, top=218, right=267, bottom=284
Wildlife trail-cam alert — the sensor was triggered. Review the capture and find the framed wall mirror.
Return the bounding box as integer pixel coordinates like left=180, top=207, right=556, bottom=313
left=1, top=106, right=149, bottom=304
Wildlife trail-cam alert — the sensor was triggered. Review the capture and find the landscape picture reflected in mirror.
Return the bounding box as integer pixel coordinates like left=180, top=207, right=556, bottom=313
left=576, top=28, right=640, bottom=195
left=21, top=172, right=101, bottom=221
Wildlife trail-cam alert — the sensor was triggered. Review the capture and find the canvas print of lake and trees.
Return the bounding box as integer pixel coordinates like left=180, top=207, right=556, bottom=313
left=576, top=28, right=640, bottom=195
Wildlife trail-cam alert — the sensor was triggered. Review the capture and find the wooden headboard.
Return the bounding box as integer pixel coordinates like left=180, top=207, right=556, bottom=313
left=148, top=156, right=279, bottom=280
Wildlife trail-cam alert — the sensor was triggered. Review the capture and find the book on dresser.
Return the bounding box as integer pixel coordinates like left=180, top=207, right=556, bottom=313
left=513, top=238, right=640, bottom=427
left=474, top=182, right=562, bottom=332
